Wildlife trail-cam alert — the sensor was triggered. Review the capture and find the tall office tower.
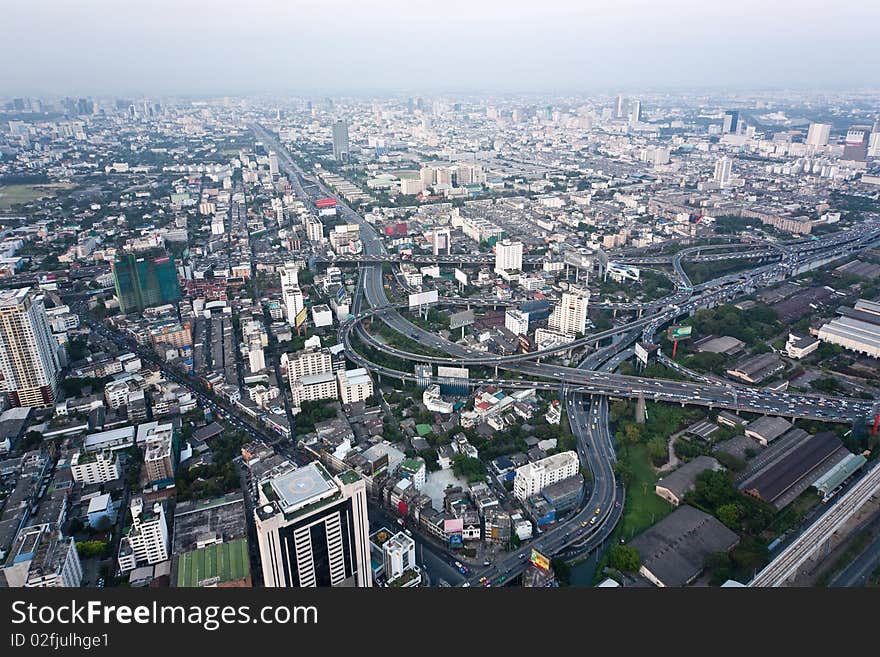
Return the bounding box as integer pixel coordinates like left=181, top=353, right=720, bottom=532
left=842, top=127, right=870, bottom=162
left=722, top=110, right=739, bottom=134
left=494, top=239, right=523, bottom=273
left=433, top=228, right=451, bottom=255
left=629, top=99, right=642, bottom=124
left=280, top=261, right=299, bottom=289
left=868, top=131, right=880, bottom=158
left=615, top=95, right=626, bottom=119
left=305, top=216, right=324, bottom=243
left=0, top=288, right=61, bottom=408
left=268, top=151, right=279, bottom=176
left=255, top=462, right=372, bottom=587
left=806, top=122, right=831, bottom=147
left=281, top=271, right=305, bottom=326
left=419, top=165, right=435, bottom=187
left=112, top=252, right=181, bottom=314
left=332, top=120, right=350, bottom=162
left=714, top=156, right=733, bottom=187
left=548, top=287, right=590, bottom=337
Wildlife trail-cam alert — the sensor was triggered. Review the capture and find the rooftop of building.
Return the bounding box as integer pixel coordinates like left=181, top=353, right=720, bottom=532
left=629, top=505, right=739, bottom=587
left=175, top=537, right=250, bottom=588
left=264, top=462, right=339, bottom=516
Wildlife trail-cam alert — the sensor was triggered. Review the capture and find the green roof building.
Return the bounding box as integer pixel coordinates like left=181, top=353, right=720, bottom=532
left=176, top=538, right=251, bottom=588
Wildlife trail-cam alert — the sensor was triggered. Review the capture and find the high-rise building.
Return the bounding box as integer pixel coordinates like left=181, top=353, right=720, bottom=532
left=419, top=166, right=435, bottom=187
left=0, top=288, right=61, bottom=408
left=629, top=99, right=642, bottom=124
left=722, top=110, right=739, bottom=134
left=337, top=368, right=373, bottom=404
left=2, top=524, right=82, bottom=588
left=70, top=450, right=122, bottom=485
left=615, top=95, right=626, bottom=119
left=141, top=422, right=176, bottom=484
left=432, top=228, right=451, bottom=255
left=843, top=127, right=870, bottom=162
left=806, top=123, right=831, bottom=147
left=332, top=120, right=350, bottom=162
left=714, top=156, right=733, bottom=187
left=513, top=451, right=579, bottom=501
left=255, top=462, right=372, bottom=587
left=286, top=346, right=333, bottom=385
left=548, top=287, right=589, bottom=337
left=112, top=252, right=181, bottom=314
left=505, top=309, right=530, bottom=336
left=868, top=131, right=880, bottom=158
left=118, top=497, right=169, bottom=573
left=305, top=216, right=324, bottom=243
left=268, top=151, right=279, bottom=176
left=494, top=239, right=523, bottom=273
left=280, top=263, right=304, bottom=326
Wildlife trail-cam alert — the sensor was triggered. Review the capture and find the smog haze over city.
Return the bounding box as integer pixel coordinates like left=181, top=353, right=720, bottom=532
left=3, top=0, right=880, bottom=94
left=2, top=1, right=880, bottom=632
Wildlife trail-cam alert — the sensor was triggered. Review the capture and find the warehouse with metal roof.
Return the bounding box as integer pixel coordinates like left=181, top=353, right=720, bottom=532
left=812, top=453, right=867, bottom=500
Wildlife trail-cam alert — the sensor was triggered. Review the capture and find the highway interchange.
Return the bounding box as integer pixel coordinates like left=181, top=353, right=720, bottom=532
left=251, top=124, right=880, bottom=586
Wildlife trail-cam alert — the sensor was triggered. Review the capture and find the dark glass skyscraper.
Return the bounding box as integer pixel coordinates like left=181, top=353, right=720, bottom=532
left=113, top=252, right=181, bottom=314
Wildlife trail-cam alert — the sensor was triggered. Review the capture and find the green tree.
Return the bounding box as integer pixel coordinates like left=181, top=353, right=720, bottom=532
left=608, top=545, right=640, bottom=572
left=452, top=455, right=485, bottom=483
left=551, top=558, right=571, bottom=586
left=76, top=540, right=109, bottom=559
left=717, top=503, right=742, bottom=530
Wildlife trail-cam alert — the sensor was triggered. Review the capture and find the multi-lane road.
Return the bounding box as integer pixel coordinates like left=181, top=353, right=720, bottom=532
left=252, top=122, right=880, bottom=586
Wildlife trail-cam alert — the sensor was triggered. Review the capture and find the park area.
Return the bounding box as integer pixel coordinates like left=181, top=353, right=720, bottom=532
left=0, top=183, right=72, bottom=209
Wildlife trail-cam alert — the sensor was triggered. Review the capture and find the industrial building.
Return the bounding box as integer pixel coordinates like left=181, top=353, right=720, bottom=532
left=818, top=299, right=880, bottom=358
left=629, top=505, right=739, bottom=587
left=737, top=431, right=849, bottom=510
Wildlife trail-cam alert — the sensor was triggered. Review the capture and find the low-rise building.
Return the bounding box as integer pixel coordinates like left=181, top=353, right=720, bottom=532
left=655, top=456, right=722, bottom=506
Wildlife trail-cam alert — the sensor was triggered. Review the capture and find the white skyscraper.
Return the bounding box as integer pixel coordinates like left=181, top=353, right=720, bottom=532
left=806, top=123, right=831, bottom=147
left=280, top=263, right=304, bottom=326
left=433, top=228, right=451, bottom=255
left=255, top=462, right=372, bottom=587
left=505, top=309, right=529, bottom=336
left=0, top=288, right=61, bottom=408
left=494, top=239, right=523, bottom=274
left=548, top=287, right=589, bottom=337
left=305, top=216, right=324, bottom=243
left=268, top=151, right=279, bottom=176
left=629, top=99, right=642, bottom=124
left=714, top=156, right=733, bottom=187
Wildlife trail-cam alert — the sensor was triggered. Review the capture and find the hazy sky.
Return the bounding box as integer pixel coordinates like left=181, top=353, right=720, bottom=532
left=4, top=0, right=880, bottom=95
